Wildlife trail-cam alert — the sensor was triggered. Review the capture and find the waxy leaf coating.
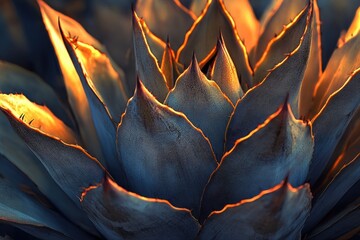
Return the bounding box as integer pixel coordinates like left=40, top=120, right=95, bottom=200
left=201, top=103, right=313, bottom=218
left=198, top=182, right=312, bottom=239
left=81, top=178, right=200, bottom=240
left=117, top=80, right=217, bottom=215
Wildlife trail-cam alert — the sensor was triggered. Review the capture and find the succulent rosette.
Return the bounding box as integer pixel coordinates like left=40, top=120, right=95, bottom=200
left=0, top=0, right=359, bottom=239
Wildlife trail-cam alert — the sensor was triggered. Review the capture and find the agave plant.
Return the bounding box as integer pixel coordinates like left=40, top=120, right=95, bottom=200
left=0, top=0, right=359, bottom=239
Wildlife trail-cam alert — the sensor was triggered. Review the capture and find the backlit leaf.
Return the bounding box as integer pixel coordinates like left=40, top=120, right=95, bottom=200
left=136, top=0, right=195, bottom=50
left=226, top=7, right=312, bottom=150
left=132, top=11, right=168, bottom=101
left=311, top=10, right=360, bottom=116
left=252, top=3, right=309, bottom=85
left=208, top=37, right=243, bottom=104
left=253, top=0, right=308, bottom=63
left=1, top=108, right=106, bottom=206
left=60, top=23, right=125, bottom=184
left=38, top=0, right=105, bottom=161
left=177, top=0, right=253, bottom=90
left=309, top=68, right=360, bottom=184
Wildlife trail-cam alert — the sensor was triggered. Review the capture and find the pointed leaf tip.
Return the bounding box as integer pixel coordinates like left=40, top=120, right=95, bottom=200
left=226, top=3, right=312, bottom=151
left=81, top=177, right=200, bottom=240
left=132, top=10, right=168, bottom=101
left=165, top=55, right=234, bottom=160
left=208, top=36, right=243, bottom=104
left=117, top=82, right=217, bottom=215
left=199, top=182, right=312, bottom=239
left=201, top=102, right=313, bottom=219
left=177, top=0, right=252, bottom=90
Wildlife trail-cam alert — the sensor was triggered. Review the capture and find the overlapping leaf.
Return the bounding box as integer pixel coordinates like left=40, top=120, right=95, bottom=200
left=0, top=94, right=76, bottom=144
left=81, top=178, right=200, bottom=240
left=60, top=33, right=128, bottom=120
left=161, top=40, right=182, bottom=89
left=1, top=108, right=106, bottom=206
left=311, top=9, right=360, bottom=116
left=252, top=3, right=309, bottom=85
left=307, top=197, right=360, bottom=239
left=0, top=61, right=73, bottom=127
left=207, top=37, right=243, bottom=104
left=177, top=0, right=253, bottom=90
left=132, top=11, right=169, bottom=101
left=226, top=2, right=312, bottom=150
left=201, top=103, right=313, bottom=218
left=0, top=72, right=98, bottom=234
left=138, top=18, right=167, bottom=62
left=165, top=55, right=233, bottom=160
left=305, top=154, right=360, bottom=231
left=309, top=68, right=360, bottom=184
left=136, top=0, right=195, bottom=50
left=38, top=0, right=105, bottom=161
left=299, top=0, right=322, bottom=117
left=0, top=178, right=94, bottom=240
left=60, top=23, right=125, bottom=183
left=253, top=0, right=307, bottom=63
left=190, top=0, right=260, bottom=51
left=198, top=182, right=312, bottom=239
left=117, top=80, right=217, bottom=215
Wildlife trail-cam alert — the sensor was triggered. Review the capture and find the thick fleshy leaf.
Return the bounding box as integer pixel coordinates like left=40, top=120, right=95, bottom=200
left=253, top=2, right=310, bottom=85
left=308, top=68, right=360, bottom=184
left=201, top=103, right=313, bottom=218
left=161, top=40, right=182, bottom=89
left=319, top=111, right=360, bottom=186
left=61, top=32, right=128, bottom=120
left=311, top=10, right=360, bottom=116
left=60, top=24, right=125, bottom=184
left=81, top=177, right=200, bottom=240
left=299, top=0, right=322, bottom=118
left=225, top=9, right=312, bottom=150
left=0, top=178, right=94, bottom=240
left=136, top=0, right=195, bottom=50
left=1, top=108, right=106, bottom=206
left=117, top=80, right=217, bottom=215
left=198, top=182, right=312, bottom=239
left=0, top=94, right=76, bottom=144
left=190, top=0, right=260, bottom=51
left=177, top=0, right=253, bottom=91
left=208, top=37, right=243, bottom=104
left=0, top=61, right=73, bottom=127
left=38, top=0, right=104, bottom=160
left=222, top=0, right=260, bottom=51
left=0, top=112, right=98, bottom=235
left=132, top=11, right=168, bottom=101
left=138, top=18, right=166, bottom=62
left=305, top=154, right=360, bottom=231
left=165, top=56, right=234, bottom=160
left=0, top=143, right=86, bottom=240
left=253, top=0, right=307, bottom=63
